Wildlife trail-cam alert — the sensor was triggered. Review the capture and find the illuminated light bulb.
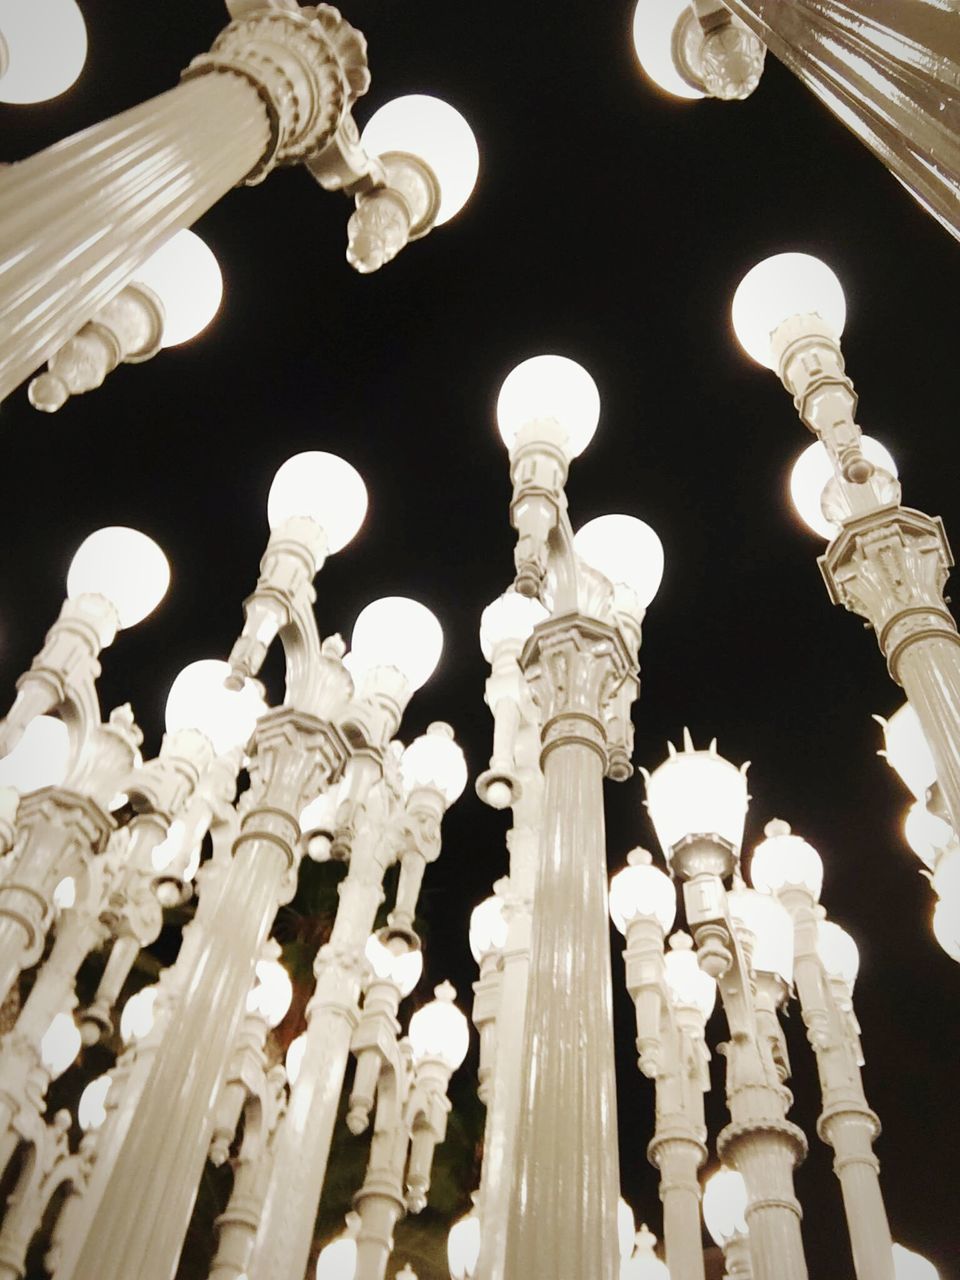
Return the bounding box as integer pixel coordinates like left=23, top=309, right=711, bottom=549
left=349, top=596, right=443, bottom=692
left=644, top=736, right=749, bottom=859
left=609, top=849, right=676, bottom=934
left=479, top=591, right=548, bottom=660
left=67, top=526, right=170, bottom=629
left=361, top=94, right=479, bottom=225
left=931, top=895, right=960, bottom=963
left=469, top=895, right=509, bottom=963
left=246, top=959, right=293, bottom=1028
left=664, top=932, right=716, bottom=1019
left=702, top=1167, right=748, bottom=1246
left=78, top=1074, right=113, bottom=1131
left=732, top=252, right=846, bottom=370
left=408, top=982, right=470, bottom=1070
left=621, top=1225, right=670, bottom=1280
left=631, top=0, right=704, bottom=100
left=400, top=723, right=468, bottom=806
left=618, top=1198, right=636, bottom=1260
left=40, top=1011, right=81, bottom=1078
left=0, top=715, right=70, bottom=793
left=53, top=876, right=76, bottom=910
left=817, top=919, right=860, bottom=987
left=574, top=514, right=665, bottom=608
left=727, top=887, right=794, bottom=984
left=790, top=436, right=899, bottom=540
left=266, top=451, right=368, bottom=553
left=892, top=1244, right=940, bottom=1280
left=315, top=1218, right=359, bottom=1280
left=0, top=0, right=87, bottom=104
left=364, top=934, right=424, bottom=998
left=879, top=703, right=938, bottom=800
left=120, top=985, right=159, bottom=1044
left=496, top=354, right=600, bottom=457
left=132, top=229, right=223, bottom=347
left=750, top=819, right=824, bottom=900
left=447, top=1206, right=481, bottom=1280
left=286, top=1033, right=307, bottom=1087
left=164, top=659, right=267, bottom=756
left=904, top=801, right=954, bottom=871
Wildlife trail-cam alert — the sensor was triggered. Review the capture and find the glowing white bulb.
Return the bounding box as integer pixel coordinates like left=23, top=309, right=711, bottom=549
left=67, top=526, right=170, bottom=629
left=132, top=229, right=223, bottom=347
left=407, top=983, right=470, bottom=1070
left=644, top=740, right=749, bottom=858
left=40, top=1011, right=81, bottom=1078
left=364, top=934, right=424, bottom=998
left=496, top=355, right=600, bottom=457
left=246, top=959, right=293, bottom=1028
left=817, top=920, right=860, bottom=986
left=892, top=1244, right=940, bottom=1280
left=350, top=596, right=443, bottom=692
left=631, top=0, right=704, bottom=100
left=732, top=252, right=846, bottom=369
left=702, top=1168, right=748, bottom=1246
left=609, top=852, right=676, bottom=934
left=0, top=0, right=87, bottom=104
left=469, top=896, right=509, bottom=962
left=447, top=1207, right=481, bottom=1280
left=53, top=876, right=76, bottom=910
left=880, top=703, right=938, bottom=800
left=315, top=1229, right=358, bottom=1280
left=790, top=436, right=899, bottom=539
left=120, top=985, right=159, bottom=1044
left=621, top=1225, right=670, bottom=1280
left=479, top=592, right=548, bottom=660
left=664, top=934, right=716, bottom=1019
left=931, top=895, right=960, bottom=963
left=400, top=724, right=467, bottom=806
left=750, top=824, right=824, bottom=900
left=164, top=659, right=267, bottom=756
left=266, top=451, right=368, bottom=553
left=904, top=801, right=954, bottom=871
left=574, top=515, right=665, bottom=608
left=0, top=715, right=70, bottom=793
left=617, top=1198, right=636, bottom=1260
left=78, top=1074, right=113, bottom=1131
left=286, top=1033, right=307, bottom=1086
left=361, top=94, right=479, bottom=225
left=727, top=888, right=795, bottom=984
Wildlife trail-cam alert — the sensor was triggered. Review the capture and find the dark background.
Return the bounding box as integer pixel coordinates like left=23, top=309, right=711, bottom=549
left=1, top=1, right=958, bottom=1276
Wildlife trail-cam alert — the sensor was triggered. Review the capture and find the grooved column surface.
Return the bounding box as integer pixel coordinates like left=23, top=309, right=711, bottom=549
left=502, top=737, right=620, bottom=1280
left=827, top=1116, right=895, bottom=1280
left=658, top=1142, right=706, bottom=1280
left=896, top=636, right=960, bottom=834
left=735, top=1134, right=808, bottom=1280
left=54, top=839, right=287, bottom=1280
left=0, top=73, right=270, bottom=401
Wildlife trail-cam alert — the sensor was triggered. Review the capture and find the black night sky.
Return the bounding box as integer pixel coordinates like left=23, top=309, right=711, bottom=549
left=1, top=2, right=959, bottom=1277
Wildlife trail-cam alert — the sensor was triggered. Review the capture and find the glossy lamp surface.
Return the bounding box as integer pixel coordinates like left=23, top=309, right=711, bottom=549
left=132, top=228, right=223, bottom=347
left=0, top=0, right=87, bottom=104
left=39, top=1011, right=81, bottom=1078
left=349, top=596, right=443, bottom=692
left=315, top=1229, right=358, bottom=1280
left=0, top=714, right=70, bottom=792
left=750, top=824, right=824, bottom=899
left=609, top=851, right=676, bottom=934
left=702, top=1167, right=749, bottom=1246
left=400, top=724, right=468, bottom=805
left=246, top=958, right=293, bottom=1028
left=67, top=526, right=170, bottom=629
left=496, top=354, right=600, bottom=457
left=903, top=801, right=953, bottom=871
left=732, top=252, right=846, bottom=369
left=447, top=1207, right=481, bottom=1280
left=360, top=93, right=479, bottom=224
left=266, top=450, right=368, bottom=552
left=644, top=741, right=749, bottom=857
left=631, top=0, right=704, bottom=100
left=663, top=934, right=716, bottom=1019
left=479, top=590, right=548, bottom=659
left=468, top=894, right=509, bottom=962
left=727, top=887, right=795, bottom=984
left=573, top=514, right=665, bottom=608
left=164, top=658, right=267, bottom=756
left=407, top=984, right=470, bottom=1069
left=364, top=933, right=423, bottom=998
left=790, top=436, right=898, bottom=540
left=817, top=919, right=860, bottom=986
left=880, top=703, right=938, bottom=799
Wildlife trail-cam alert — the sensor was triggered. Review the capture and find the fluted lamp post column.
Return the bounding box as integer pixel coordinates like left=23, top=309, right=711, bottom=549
left=751, top=819, right=895, bottom=1280
left=643, top=737, right=809, bottom=1280
left=495, top=355, right=665, bottom=1280
left=732, top=252, right=960, bottom=843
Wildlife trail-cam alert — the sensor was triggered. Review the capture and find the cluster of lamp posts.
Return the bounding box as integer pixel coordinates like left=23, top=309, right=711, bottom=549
left=0, top=2, right=956, bottom=1280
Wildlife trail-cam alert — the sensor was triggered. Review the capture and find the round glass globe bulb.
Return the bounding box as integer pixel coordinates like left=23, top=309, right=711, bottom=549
left=750, top=824, right=824, bottom=900
left=266, top=451, right=368, bottom=553
left=67, top=526, right=170, bottom=629
left=0, top=715, right=70, bottom=793
left=728, top=888, right=794, bottom=984
left=496, top=354, right=600, bottom=457
left=892, top=1244, right=940, bottom=1280
left=447, top=1208, right=481, bottom=1280
left=631, top=0, right=704, bottom=100
left=246, top=958, right=293, bottom=1028
left=732, top=252, right=846, bottom=369
left=40, top=1011, right=81, bottom=1078
left=479, top=591, right=548, bottom=660
left=400, top=724, right=467, bottom=805
left=702, top=1168, right=748, bottom=1246
left=365, top=934, right=424, bottom=998
left=790, top=436, right=898, bottom=540
left=0, top=0, right=87, bottom=104
left=622, top=1226, right=670, bottom=1280
left=617, top=1198, right=636, bottom=1260
left=408, top=983, right=470, bottom=1070
left=817, top=919, right=860, bottom=986
left=53, top=875, right=76, bottom=910
left=350, top=596, right=443, bottom=692
left=609, top=856, right=676, bottom=935
left=904, top=801, right=953, bottom=871
left=881, top=703, right=938, bottom=799
left=120, top=985, right=159, bottom=1044
left=315, top=1232, right=358, bottom=1280
left=361, top=94, right=478, bottom=225
left=574, top=514, right=665, bottom=608
left=164, top=659, right=267, bottom=756
left=664, top=935, right=716, bottom=1019
left=469, top=895, right=509, bottom=962
left=644, top=742, right=749, bottom=858
left=132, top=229, right=223, bottom=347
left=931, top=895, right=960, bottom=963
left=286, top=1033, right=307, bottom=1087
left=78, top=1073, right=113, bottom=1131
